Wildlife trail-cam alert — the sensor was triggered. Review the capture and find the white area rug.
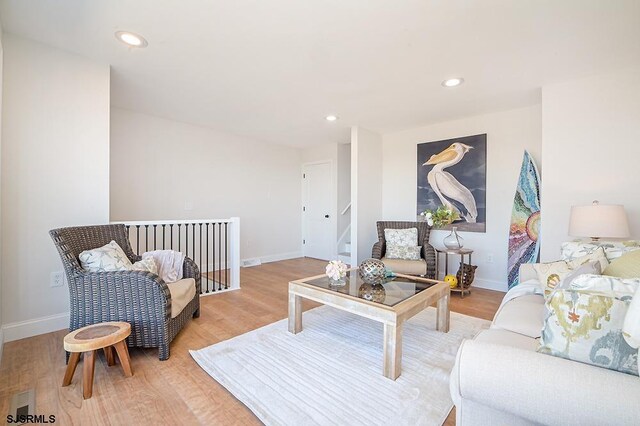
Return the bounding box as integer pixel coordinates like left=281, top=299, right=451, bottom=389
left=191, top=306, right=490, bottom=426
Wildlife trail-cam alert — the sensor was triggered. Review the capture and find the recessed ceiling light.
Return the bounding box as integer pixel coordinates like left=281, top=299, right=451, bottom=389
left=325, top=115, right=339, bottom=122
left=442, top=78, right=464, bottom=87
left=115, top=31, right=148, bottom=48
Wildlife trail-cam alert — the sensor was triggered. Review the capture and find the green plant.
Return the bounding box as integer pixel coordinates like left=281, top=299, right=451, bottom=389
left=420, top=205, right=460, bottom=228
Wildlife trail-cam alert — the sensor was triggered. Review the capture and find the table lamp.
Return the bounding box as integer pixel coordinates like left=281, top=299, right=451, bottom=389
left=568, top=200, right=630, bottom=242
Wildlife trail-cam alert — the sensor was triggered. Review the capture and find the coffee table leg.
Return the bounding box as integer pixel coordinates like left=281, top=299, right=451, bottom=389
left=383, top=322, right=402, bottom=380
left=288, top=292, right=302, bottom=334
left=437, top=292, right=450, bottom=333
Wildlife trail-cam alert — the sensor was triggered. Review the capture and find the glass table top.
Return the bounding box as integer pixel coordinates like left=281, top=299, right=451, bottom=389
left=301, top=270, right=437, bottom=307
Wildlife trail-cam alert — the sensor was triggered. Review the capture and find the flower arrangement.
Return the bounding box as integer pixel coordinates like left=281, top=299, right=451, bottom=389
left=420, top=205, right=460, bottom=228
left=325, top=260, right=348, bottom=281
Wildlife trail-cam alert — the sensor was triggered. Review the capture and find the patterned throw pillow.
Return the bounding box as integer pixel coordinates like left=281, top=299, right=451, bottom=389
left=562, top=240, right=640, bottom=262
left=79, top=240, right=132, bottom=272
left=569, top=274, right=640, bottom=298
left=539, top=289, right=639, bottom=376
left=603, top=250, right=640, bottom=279
left=386, top=245, right=422, bottom=261
left=384, top=228, right=418, bottom=247
left=533, top=261, right=572, bottom=297
left=130, top=257, right=158, bottom=275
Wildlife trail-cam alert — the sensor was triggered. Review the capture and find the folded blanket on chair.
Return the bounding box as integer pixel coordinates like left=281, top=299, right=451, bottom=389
left=142, top=250, right=185, bottom=283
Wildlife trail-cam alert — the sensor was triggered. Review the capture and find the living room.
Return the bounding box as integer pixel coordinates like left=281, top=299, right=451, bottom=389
left=1, top=1, right=639, bottom=425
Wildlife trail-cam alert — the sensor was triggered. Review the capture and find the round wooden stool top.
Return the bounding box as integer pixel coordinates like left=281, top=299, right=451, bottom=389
left=64, top=322, right=131, bottom=353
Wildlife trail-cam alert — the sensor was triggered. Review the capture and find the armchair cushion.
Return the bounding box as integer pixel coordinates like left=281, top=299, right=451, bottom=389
left=167, top=278, right=197, bottom=318
left=79, top=240, right=133, bottom=272
left=381, top=257, right=427, bottom=276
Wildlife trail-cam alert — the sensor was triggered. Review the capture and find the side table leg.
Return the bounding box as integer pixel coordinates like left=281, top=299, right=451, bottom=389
left=288, top=292, right=302, bottom=334
left=82, top=350, right=96, bottom=399
left=114, top=340, right=133, bottom=377
left=383, top=322, right=402, bottom=380
left=62, top=352, right=80, bottom=386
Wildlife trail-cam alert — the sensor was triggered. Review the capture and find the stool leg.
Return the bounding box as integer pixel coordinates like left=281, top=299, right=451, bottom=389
left=113, top=340, right=133, bottom=377
left=104, top=346, right=115, bottom=367
left=62, top=352, right=80, bottom=386
left=83, top=351, right=96, bottom=399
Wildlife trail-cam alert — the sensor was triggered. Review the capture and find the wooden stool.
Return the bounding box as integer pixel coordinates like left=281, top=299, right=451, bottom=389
left=62, top=321, right=133, bottom=399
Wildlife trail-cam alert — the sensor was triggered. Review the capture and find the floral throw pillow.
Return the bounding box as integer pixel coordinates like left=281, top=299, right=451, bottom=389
left=539, top=289, right=638, bottom=376
left=567, top=246, right=609, bottom=271
left=384, top=228, right=418, bottom=247
left=562, top=240, right=640, bottom=262
left=533, top=261, right=573, bottom=297
left=79, top=240, right=132, bottom=272
left=386, top=245, right=422, bottom=261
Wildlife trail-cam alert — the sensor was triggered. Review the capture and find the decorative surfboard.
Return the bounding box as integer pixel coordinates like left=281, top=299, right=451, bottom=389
left=507, top=150, right=541, bottom=289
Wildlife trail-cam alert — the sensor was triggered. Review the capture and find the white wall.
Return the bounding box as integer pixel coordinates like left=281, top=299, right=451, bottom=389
left=1, top=34, right=110, bottom=339
left=351, top=126, right=383, bottom=264
left=0, top=26, right=4, bottom=356
left=381, top=105, right=542, bottom=291
left=110, top=108, right=302, bottom=263
left=541, top=67, right=640, bottom=260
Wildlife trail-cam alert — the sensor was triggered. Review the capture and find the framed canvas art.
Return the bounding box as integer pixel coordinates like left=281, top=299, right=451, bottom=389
left=417, top=134, right=487, bottom=233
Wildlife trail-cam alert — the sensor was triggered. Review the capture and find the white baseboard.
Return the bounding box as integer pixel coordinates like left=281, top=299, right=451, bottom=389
left=472, top=278, right=507, bottom=293
left=2, top=312, right=70, bottom=343
left=241, top=251, right=302, bottom=267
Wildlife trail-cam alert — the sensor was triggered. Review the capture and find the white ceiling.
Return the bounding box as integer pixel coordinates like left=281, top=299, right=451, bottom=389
left=1, top=1, right=639, bottom=147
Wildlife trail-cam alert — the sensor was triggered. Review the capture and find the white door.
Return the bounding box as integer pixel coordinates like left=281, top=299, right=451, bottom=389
left=303, top=162, right=332, bottom=260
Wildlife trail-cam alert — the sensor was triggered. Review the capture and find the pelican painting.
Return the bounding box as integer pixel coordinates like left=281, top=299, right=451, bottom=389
left=424, top=143, right=478, bottom=223
left=417, top=134, right=487, bottom=233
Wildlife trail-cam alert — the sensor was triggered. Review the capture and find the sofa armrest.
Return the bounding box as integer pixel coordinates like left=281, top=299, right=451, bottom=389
left=518, top=263, right=537, bottom=282
left=453, top=340, right=640, bottom=425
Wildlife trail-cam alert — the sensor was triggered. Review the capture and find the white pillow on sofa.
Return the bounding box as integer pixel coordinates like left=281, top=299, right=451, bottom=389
left=79, top=240, right=132, bottom=272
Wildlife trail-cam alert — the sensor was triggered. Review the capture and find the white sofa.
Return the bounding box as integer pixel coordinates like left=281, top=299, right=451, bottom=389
left=450, top=263, right=640, bottom=425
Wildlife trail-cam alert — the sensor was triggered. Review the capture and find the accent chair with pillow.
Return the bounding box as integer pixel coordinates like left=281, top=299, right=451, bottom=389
left=50, top=224, right=201, bottom=360
left=371, top=221, right=436, bottom=278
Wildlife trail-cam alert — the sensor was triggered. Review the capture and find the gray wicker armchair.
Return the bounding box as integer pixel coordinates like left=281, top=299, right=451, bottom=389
left=372, top=221, right=436, bottom=279
left=49, top=224, right=200, bottom=360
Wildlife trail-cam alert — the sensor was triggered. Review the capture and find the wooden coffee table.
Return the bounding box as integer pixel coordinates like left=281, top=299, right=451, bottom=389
left=288, top=270, right=450, bottom=380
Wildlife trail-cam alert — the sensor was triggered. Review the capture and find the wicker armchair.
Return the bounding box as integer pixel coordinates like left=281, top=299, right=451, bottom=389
left=49, top=224, right=200, bottom=360
left=372, top=221, right=436, bottom=279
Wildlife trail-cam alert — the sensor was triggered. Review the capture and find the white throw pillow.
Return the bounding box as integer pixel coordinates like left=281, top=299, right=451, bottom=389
left=79, top=241, right=132, bottom=272
left=384, top=228, right=418, bottom=247
left=130, top=257, right=159, bottom=275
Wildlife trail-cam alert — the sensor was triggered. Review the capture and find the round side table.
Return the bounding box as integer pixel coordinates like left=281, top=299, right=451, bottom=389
left=436, top=248, right=474, bottom=298
left=63, top=321, right=133, bottom=399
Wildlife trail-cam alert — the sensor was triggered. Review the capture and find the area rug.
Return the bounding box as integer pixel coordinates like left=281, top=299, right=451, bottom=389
left=190, top=305, right=490, bottom=426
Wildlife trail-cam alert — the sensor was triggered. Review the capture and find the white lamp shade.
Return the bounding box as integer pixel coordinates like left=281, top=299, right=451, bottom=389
left=569, top=203, right=630, bottom=239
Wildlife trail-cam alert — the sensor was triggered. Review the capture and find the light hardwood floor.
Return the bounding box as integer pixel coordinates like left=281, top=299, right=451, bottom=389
left=0, top=258, right=503, bottom=425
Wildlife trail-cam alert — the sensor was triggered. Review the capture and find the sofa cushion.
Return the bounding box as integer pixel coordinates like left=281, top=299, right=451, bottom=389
left=562, top=240, right=640, bottom=262
left=166, top=278, right=196, bottom=318
left=381, top=257, right=426, bottom=275
left=475, top=329, right=539, bottom=352
left=492, top=294, right=545, bottom=338
left=540, top=289, right=638, bottom=376
left=604, top=249, right=640, bottom=279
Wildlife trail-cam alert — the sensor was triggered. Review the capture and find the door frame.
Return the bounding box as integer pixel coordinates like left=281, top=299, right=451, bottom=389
left=301, top=160, right=337, bottom=261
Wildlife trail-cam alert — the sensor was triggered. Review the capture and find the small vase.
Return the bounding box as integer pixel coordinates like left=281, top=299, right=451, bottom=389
left=443, top=226, right=464, bottom=250
left=328, top=277, right=346, bottom=287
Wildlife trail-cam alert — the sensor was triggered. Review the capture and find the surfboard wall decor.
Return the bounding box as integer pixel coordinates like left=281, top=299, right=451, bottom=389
left=507, top=150, right=541, bottom=289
